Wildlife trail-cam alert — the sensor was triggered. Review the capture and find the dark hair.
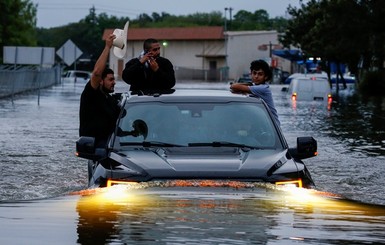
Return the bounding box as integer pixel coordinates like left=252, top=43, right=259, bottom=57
left=250, top=60, right=272, bottom=81
left=102, top=68, right=114, bottom=80
left=143, top=38, right=159, bottom=51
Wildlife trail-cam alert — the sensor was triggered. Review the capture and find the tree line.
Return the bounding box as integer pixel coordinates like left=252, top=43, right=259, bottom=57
left=2, top=0, right=385, bottom=95
left=1, top=1, right=286, bottom=66
left=280, top=0, right=385, bottom=95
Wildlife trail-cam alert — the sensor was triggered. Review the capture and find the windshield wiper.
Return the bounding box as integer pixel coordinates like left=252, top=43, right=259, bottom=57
left=121, top=141, right=183, bottom=147
left=188, top=141, right=263, bottom=150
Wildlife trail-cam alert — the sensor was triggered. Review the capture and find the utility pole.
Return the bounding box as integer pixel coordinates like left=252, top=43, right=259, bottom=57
left=269, top=41, right=272, bottom=58
left=229, top=7, right=233, bottom=30
left=224, top=7, right=233, bottom=31
left=224, top=7, right=233, bottom=82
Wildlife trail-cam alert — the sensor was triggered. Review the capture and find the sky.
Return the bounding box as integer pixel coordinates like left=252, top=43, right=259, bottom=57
left=31, top=0, right=304, bottom=28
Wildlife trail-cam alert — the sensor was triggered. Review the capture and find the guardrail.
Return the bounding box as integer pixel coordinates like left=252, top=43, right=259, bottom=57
left=0, top=65, right=61, bottom=101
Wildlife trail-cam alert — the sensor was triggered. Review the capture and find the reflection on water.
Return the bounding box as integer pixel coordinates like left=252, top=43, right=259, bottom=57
left=74, top=184, right=385, bottom=245
left=328, top=94, right=385, bottom=156
left=0, top=185, right=384, bottom=245
left=273, top=85, right=385, bottom=205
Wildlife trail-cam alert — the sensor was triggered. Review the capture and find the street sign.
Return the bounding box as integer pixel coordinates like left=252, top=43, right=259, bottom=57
left=56, top=39, right=83, bottom=66
left=3, top=46, right=55, bottom=65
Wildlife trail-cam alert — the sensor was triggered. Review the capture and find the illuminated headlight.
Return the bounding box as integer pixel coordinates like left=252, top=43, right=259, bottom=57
left=107, top=179, right=139, bottom=187
left=275, top=179, right=303, bottom=188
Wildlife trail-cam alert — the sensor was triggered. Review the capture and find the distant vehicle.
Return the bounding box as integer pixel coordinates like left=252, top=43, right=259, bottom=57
left=279, top=71, right=290, bottom=84
left=285, top=77, right=332, bottom=104
left=233, top=74, right=252, bottom=84
left=329, top=74, right=356, bottom=96
left=330, top=74, right=356, bottom=84
left=234, top=70, right=290, bottom=84
left=76, top=89, right=317, bottom=189
left=62, top=70, right=91, bottom=83
left=285, top=72, right=356, bottom=85
left=283, top=72, right=328, bottom=84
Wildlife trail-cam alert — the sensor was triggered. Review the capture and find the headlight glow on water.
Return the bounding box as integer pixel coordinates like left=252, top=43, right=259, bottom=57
left=101, top=185, right=133, bottom=202
left=83, top=185, right=143, bottom=205
left=70, top=180, right=143, bottom=204
left=98, top=180, right=142, bottom=203
left=275, top=179, right=325, bottom=203
left=285, top=187, right=323, bottom=203
left=275, top=180, right=343, bottom=205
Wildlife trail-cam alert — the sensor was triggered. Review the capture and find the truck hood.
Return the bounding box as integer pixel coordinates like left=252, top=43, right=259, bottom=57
left=110, top=147, right=290, bottom=179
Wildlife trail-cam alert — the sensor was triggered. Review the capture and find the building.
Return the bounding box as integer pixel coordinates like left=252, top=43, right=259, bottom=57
left=102, top=26, right=284, bottom=81
left=225, top=30, right=290, bottom=81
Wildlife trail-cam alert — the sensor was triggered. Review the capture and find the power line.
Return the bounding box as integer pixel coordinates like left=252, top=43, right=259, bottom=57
left=36, top=5, right=144, bottom=20
left=95, top=7, right=140, bottom=16
left=36, top=3, right=144, bottom=15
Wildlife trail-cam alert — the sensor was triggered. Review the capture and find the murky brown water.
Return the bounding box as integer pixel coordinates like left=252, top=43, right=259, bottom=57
left=1, top=185, right=384, bottom=245
left=0, top=81, right=385, bottom=244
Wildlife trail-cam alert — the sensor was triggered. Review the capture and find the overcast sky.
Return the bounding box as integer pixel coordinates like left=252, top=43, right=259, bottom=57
left=31, top=0, right=304, bottom=28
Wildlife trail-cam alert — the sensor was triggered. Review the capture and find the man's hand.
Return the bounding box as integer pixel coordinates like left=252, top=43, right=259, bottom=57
left=139, top=52, right=151, bottom=64
left=139, top=53, right=159, bottom=71
left=230, top=83, right=251, bottom=93
left=106, top=34, right=115, bottom=49
left=148, top=58, right=159, bottom=72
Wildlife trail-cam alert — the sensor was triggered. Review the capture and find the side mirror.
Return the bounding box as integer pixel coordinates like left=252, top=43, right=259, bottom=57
left=76, top=137, right=106, bottom=161
left=288, top=137, right=317, bottom=160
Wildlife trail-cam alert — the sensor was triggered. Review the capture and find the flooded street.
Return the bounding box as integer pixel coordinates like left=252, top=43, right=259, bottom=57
left=275, top=86, right=385, bottom=206
left=0, top=80, right=385, bottom=244
left=0, top=82, right=87, bottom=200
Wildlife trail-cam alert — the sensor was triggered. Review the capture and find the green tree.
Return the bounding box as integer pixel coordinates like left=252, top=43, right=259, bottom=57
left=253, top=9, right=270, bottom=24
left=232, top=9, right=282, bottom=30
left=35, top=7, right=289, bottom=68
left=137, top=13, right=153, bottom=27
left=151, top=12, right=162, bottom=22
left=364, top=0, right=385, bottom=71
left=280, top=0, right=369, bottom=80
left=269, top=17, right=289, bottom=32
left=36, top=7, right=129, bottom=67
left=0, top=0, right=37, bottom=61
left=280, top=0, right=385, bottom=95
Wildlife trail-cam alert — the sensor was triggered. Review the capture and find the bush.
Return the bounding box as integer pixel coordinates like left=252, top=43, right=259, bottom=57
left=358, top=70, right=385, bottom=96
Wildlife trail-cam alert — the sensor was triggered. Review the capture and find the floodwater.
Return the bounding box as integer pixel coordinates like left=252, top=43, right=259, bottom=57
left=0, top=80, right=385, bottom=244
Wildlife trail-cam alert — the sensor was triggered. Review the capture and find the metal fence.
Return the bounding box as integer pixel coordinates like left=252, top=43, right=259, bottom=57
left=0, top=65, right=61, bottom=100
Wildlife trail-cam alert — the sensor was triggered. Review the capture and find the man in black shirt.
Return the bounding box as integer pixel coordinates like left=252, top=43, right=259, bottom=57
left=122, top=38, right=175, bottom=93
left=79, top=34, right=120, bottom=147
